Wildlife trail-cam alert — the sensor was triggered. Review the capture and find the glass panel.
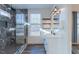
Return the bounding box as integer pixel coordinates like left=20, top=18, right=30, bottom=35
left=16, top=14, right=25, bottom=24
left=16, top=14, right=25, bottom=36
left=16, top=33, right=24, bottom=36
left=30, top=32, right=40, bottom=36
left=29, top=14, right=41, bottom=36
left=16, top=25, right=24, bottom=29
left=30, top=14, right=41, bottom=24
left=16, top=29, right=24, bottom=32
left=30, top=25, right=40, bottom=31
left=30, top=25, right=40, bottom=36
left=77, top=12, right=79, bottom=43
left=77, top=19, right=79, bottom=24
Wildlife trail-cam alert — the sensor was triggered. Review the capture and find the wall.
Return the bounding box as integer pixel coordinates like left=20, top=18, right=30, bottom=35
left=59, top=5, right=72, bottom=54
left=63, top=5, right=72, bottom=53
left=0, top=4, right=16, bottom=47
left=48, top=5, right=72, bottom=54
left=28, top=8, right=52, bottom=44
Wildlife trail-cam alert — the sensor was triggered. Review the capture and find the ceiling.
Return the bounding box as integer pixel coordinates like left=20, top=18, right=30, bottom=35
left=10, top=4, right=54, bottom=9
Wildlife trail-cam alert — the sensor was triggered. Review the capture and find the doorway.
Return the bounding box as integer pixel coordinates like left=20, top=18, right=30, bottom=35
left=72, top=11, right=79, bottom=54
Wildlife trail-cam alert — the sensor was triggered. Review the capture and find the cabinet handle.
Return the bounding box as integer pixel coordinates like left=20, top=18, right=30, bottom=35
left=53, top=33, right=56, bottom=35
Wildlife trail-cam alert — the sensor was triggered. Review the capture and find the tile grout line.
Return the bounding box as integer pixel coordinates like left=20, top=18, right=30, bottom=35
left=14, top=44, right=27, bottom=54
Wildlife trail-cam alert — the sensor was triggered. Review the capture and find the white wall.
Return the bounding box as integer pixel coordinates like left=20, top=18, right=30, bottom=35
left=59, top=5, right=72, bottom=54
left=57, top=5, right=72, bottom=54
left=71, top=5, right=79, bottom=11
left=63, top=5, right=72, bottom=53
left=28, top=8, right=52, bottom=44
left=49, top=5, right=72, bottom=54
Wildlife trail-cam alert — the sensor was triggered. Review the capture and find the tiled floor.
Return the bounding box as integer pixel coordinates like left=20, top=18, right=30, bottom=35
left=22, top=44, right=46, bottom=54
left=0, top=44, right=22, bottom=54
left=72, top=44, right=79, bottom=54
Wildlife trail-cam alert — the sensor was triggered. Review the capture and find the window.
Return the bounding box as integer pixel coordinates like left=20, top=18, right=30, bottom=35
left=16, top=14, right=24, bottom=24
left=29, top=14, right=41, bottom=36
left=77, top=13, right=79, bottom=40
left=16, top=14, right=25, bottom=36
left=30, top=14, right=41, bottom=24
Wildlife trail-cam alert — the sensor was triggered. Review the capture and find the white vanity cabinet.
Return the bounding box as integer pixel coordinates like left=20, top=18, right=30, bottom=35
left=44, top=31, right=64, bottom=54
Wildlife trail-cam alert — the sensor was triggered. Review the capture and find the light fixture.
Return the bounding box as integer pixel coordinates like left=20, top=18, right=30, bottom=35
left=52, top=7, right=65, bottom=16
left=54, top=7, right=58, bottom=12
left=52, top=7, right=59, bottom=15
